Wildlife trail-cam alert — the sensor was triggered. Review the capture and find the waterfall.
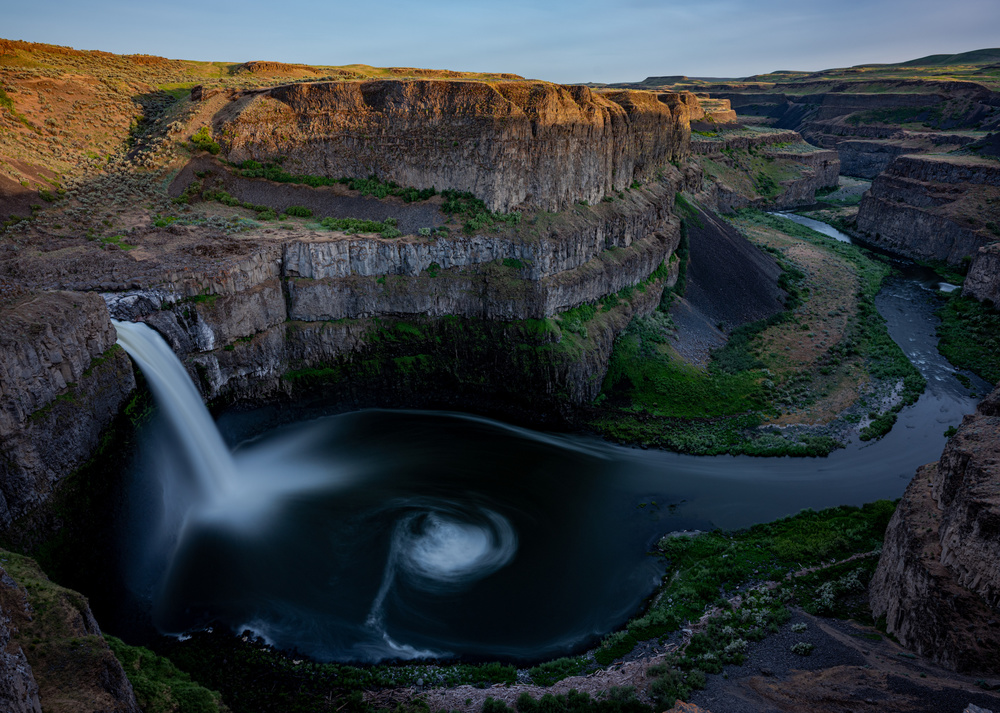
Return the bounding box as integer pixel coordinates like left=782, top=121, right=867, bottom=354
left=113, top=320, right=236, bottom=502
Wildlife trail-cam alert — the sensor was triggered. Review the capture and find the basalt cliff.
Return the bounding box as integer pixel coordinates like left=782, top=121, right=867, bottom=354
left=214, top=80, right=691, bottom=212
left=0, top=75, right=714, bottom=532
left=855, top=153, right=1000, bottom=266
left=871, top=383, right=1000, bottom=673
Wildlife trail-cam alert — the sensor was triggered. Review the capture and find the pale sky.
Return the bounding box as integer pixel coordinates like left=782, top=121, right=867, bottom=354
left=4, top=0, right=1000, bottom=84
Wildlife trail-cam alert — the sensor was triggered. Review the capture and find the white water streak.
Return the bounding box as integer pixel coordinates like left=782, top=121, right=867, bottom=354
left=113, top=320, right=236, bottom=502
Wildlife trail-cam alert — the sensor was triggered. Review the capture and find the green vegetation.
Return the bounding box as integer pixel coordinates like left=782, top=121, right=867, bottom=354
left=319, top=215, right=402, bottom=238
left=527, top=657, right=589, bottom=686
left=284, top=205, right=312, bottom=217
left=107, top=637, right=225, bottom=713
left=591, top=501, right=895, bottom=707
left=557, top=262, right=672, bottom=339
left=698, top=147, right=802, bottom=203
left=483, top=688, right=652, bottom=713
left=936, top=294, right=1000, bottom=384
left=441, top=189, right=522, bottom=235
left=191, top=126, right=220, bottom=154
left=591, top=210, right=925, bottom=455
left=98, top=234, right=135, bottom=250
left=154, top=629, right=520, bottom=713
left=0, top=85, right=39, bottom=132
left=237, top=161, right=435, bottom=201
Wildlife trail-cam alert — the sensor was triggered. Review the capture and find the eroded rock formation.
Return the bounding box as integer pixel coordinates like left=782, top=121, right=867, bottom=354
left=855, top=154, right=1000, bottom=265
left=216, top=80, right=691, bottom=212
left=0, top=292, right=134, bottom=529
left=870, top=384, right=1000, bottom=672
left=965, top=242, right=1000, bottom=304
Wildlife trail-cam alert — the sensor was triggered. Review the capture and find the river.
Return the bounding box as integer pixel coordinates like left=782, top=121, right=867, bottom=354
left=112, top=215, right=988, bottom=664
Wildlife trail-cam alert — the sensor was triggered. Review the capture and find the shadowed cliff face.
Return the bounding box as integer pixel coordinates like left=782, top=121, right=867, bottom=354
left=870, top=384, right=1000, bottom=673
left=965, top=242, right=1000, bottom=304
left=217, top=80, right=690, bottom=212
left=0, top=292, right=134, bottom=528
left=855, top=154, right=1000, bottom=265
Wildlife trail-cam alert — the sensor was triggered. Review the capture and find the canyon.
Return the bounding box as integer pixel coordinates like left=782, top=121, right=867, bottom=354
left=0, top=38, right=998, bottom=713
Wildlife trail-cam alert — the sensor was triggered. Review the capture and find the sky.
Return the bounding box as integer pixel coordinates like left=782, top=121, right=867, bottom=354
left=4, top=0, right=1000, bottom=84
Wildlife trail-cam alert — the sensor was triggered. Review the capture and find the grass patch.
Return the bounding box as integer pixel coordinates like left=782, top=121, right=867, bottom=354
left=936, top=294, right=1000, bottom=384
left=98, top=234, right=135, bottom=250
left=594, top=501, right=895, bottom=706
left=441, top=189, right=522, bottom=235
left=319, top=215, right=402, bottom=238
left=591, top=209, right=925, bottom=454
left=107, top=636, right=225, bottom=713
left=527, top=656, right=589, bottom=686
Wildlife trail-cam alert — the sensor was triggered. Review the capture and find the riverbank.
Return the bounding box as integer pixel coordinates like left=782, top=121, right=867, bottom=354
left=585, top=208, right=926, bottom=455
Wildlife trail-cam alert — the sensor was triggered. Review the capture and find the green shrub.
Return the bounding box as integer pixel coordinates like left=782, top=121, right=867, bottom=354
left=527, top=657, right=588, bottom=686
left=191, top=126, right=220, bottom=154
left=284, top=205, right=313, bottom=217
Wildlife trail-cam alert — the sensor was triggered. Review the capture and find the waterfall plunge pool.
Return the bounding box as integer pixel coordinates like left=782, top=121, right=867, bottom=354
left=107, top=215, right=987, bottom=663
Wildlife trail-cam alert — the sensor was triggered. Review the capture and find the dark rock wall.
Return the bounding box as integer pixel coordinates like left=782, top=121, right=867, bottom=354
left=0, top=293, right=134, bottom=530
left=855, top=155, right=1000, bottom=265
left=870, top=384, right=1000, bottom=673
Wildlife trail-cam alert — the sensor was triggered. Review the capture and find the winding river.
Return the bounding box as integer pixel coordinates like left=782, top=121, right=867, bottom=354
left=113, top=215, right=988, bottom=664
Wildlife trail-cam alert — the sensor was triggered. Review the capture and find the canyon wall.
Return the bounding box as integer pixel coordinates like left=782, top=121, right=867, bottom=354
left=104, top=182, right=682, bottom=409
left=855, top=154, right=1000, bottom=265
left=216, top=80, right=691, bottom=212
left=706, top=80, right=1000, bottom=178
left=870, top=384, right=1000, bottom=672
left=0, top=292, right=134, bottom=529
left=690, top=128, right=839, bottom=212
left=964, top=242, right=1000, bottom=304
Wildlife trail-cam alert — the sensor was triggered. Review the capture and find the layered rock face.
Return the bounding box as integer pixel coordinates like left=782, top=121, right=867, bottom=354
left=217, top=80, right=690, bottom=212
left=964, top=242, right=1000, bottom=304
left=0, top=292, right=134, bottom=529
left=706, top=80, right=1000, bottom=178
left=105, top=182, right=682, bottom=408
left=690, top=128, right=839, bottom=212
left=870, top=384, right=1000, bottom=672
left=830, top=134, right=979, bottom=179
left=855, top=154, right=1000, bottom=264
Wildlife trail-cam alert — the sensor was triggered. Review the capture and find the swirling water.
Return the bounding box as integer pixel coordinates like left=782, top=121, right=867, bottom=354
left=112, top=220, right=988, bottom=662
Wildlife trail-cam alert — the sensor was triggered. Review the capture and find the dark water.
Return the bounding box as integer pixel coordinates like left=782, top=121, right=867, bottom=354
left=123, top=215, right=988, bottom=664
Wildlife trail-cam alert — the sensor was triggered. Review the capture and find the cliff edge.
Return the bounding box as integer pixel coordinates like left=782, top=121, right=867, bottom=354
left=870, top=383, right=1000, bottom=672
left=215, top=80, right=691, bottom=212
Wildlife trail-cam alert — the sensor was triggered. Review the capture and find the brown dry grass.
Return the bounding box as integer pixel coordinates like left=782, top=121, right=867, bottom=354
left=738, top=220, right=869, bottom=425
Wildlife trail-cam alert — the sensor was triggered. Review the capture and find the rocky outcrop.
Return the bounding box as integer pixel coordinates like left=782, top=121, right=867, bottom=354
left=216, top=80, right=691, bottom=212
left=855, top=154, right=1000, bottom=265
left=688, top=96, right=737, bottom=124
left=0, top=292, right=134, bottom=530
left=964, top=243, right=1000, bottom=305
left=0, top=551, right=140, bottom=712
left=870, top=383, right=1000, bottom=672
left=691, top=128, right=839, bottom=211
